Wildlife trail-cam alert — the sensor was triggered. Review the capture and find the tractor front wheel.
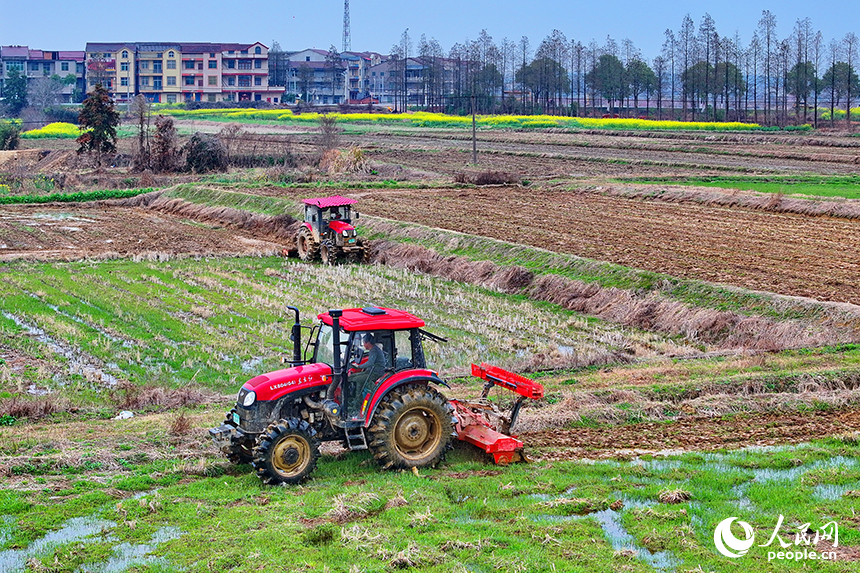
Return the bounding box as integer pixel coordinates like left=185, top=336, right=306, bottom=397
left=320, top=239, right=339, bottom=265
left=367, top=384, right=453, bottom=470
left=296, top=228, right=319, bottom=262
left=252, top=418, right=320, bottom=485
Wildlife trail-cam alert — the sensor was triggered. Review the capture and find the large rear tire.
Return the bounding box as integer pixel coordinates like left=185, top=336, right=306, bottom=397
left=296, top=227, right=319, bottom=262
left=367, top=384, right=453, bottom=470
left=252, top=418, right=320, bottom=485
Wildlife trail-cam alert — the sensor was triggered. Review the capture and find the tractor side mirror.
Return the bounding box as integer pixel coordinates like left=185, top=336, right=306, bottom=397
left=354, top=212, right=359, bottom=220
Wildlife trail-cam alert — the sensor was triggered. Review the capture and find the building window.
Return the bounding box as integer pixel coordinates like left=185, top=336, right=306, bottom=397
left=168, top=51, right=174, bottom=58
left=209, top=53, right=215, bottom=58
left=197, top=62, right=203, bottom=70
left=140, top=61, right=149, bottom=70
left=208, top=76, right=217, bottom=86
left=156, top=53, right=162, bottom=58
left=184, top=61, right=195, bottom=70
left=103, top=52, right=111, bottom=58
left=254, top=60, right=262, bottom=69
left=380, top=72, right=384, bottom=76
left=140, top=77, right=149, bottom=86
left=254, top=46, right=262, bottom=55
left=121, top=62, right=129, bottom=71
left=238, top=76, right=251, bottom=87
left=77, top=63, right=84, bottom=73
left=167, top=76, right=176, bottom=86
left=241, top=49, right=248, bottom=55
left=305, top=56, right=310, bottom=62
left=43, top=63, right=51, bottom=73
left=120, top=77, right=128, bottom=86
left=108, top=79, right=113, bottom=88
left=208, top=60, right=217, bottom=69
left=254, top=77, right=262, bottom=86
left=61, top=62, right=69, bottom=71
left=228, top=50, right=234, bottom=54
left=167, top=94, right=177, bottom=103
left=29, top=63, right=40, bottom=72
left=167, top=60, right=176, bottom=69
left=153, top=62, right=162, bottom=73
left=153, top=77, right=162, bottom=90
left=122, top=51, right=128, bottom=59
left=207, top=94, right=216, bottom=102
left=227, top=77, right=235, bottom=86
left=238, top=60, right=251, bottom=70
left=226, top=60, right=235, bottom=69
left=255, top=94, right=261, bottom=101
left=184, top=77, right=195, bottom=86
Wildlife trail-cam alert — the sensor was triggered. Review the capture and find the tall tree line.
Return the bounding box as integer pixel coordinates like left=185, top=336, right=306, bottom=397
left=386, top=14, right=860, bottom=126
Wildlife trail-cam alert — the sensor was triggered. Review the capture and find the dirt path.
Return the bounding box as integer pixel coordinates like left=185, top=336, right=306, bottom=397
left=524, top=408, right=860, bottom=460
left=357, top=187, right=860, bottom=305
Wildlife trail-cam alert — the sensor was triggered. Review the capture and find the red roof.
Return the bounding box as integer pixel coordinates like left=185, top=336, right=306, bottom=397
left=302, top=195, right=357, bottom=208
left=318, top=308, right=425, bottom=331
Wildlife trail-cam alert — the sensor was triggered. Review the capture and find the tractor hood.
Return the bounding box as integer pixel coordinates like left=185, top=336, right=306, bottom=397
left=328, top=220, right=355, bottom=234
left=243, top=362, right=333, bottom=402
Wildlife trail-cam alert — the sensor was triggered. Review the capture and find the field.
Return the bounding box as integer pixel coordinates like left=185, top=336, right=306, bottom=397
left=1, top=114, right=860, bottom=572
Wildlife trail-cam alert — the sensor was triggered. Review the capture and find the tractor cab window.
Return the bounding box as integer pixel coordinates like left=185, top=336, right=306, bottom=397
left=394, top=330, right=414, bottom=370
left=329, top=206, right=349, bottom=221
left=314, top=323, right=347, bottom=367
left=348, top=330, right=392, bottom=372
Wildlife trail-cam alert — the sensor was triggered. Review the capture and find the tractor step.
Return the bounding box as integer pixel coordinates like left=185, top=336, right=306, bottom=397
left=344, top=426, right=368, bottom=451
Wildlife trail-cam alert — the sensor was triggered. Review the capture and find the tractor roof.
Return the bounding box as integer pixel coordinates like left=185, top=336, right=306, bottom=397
left=318, top=307, right=425, bottom=331
left=302, top=195, right=358, bottom=209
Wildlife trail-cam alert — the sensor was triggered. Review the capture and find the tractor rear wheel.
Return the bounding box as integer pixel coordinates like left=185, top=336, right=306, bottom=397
left=221, top=408, right=253, bottom=464
left=296, top=228, right=319, bottom=262
left=252, top=418, right=320, bottom=485
left=367, top=384, right=453, bottom=470
left=320, top=239, right=339, bottom=265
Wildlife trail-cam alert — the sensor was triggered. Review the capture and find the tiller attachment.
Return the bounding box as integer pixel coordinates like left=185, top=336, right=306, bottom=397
left=450, top=363, right=545, bottom=464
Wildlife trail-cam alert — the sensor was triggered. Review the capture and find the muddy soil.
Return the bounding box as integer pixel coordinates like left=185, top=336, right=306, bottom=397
left=356, top=187, right=860, bottom=305
left=524, top=408, right=860, bottom=460
left=0, top=203, right=286, bottom=261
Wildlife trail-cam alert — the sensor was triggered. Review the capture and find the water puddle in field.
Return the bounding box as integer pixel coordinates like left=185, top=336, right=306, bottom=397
left=0, top=515, right=116, bottom=573
left=42, top=301, right=134, bottom=349
left=0, top=516, right=180, bottom=573
left=531, top=493, right=680, bottom=572
left=1, top=311, right=120, bottom=387
left=241, top=356, right=266, bottom=373
left=76, top=526, right=181, bottom=573
left=813, top=482, right=860, bottom=501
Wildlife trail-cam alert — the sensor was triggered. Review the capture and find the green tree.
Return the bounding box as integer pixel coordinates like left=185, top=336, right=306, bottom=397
left=515, top=57, right=568, bottom=110
left=681, top=61, right=714, bottom=108
left=786, top=61, right=817, bottom=119
left=626, top=59, right=657, bottom=114
left=822, top=61, right=859, bottom=112
left=2, top=69, right=28, bottom=115
left=77, top=84, right=119, bottom=166
left=585, top=54, right=625, bottom=110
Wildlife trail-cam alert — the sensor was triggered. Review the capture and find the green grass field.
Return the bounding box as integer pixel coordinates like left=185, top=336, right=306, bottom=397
left=622, top=176, right=860, bottom=200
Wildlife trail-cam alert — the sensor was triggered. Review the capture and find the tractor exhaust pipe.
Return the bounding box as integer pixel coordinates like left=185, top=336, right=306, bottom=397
left=287, top=306, right=302, bottom=365
left=326, top=309, right=343, bottom=405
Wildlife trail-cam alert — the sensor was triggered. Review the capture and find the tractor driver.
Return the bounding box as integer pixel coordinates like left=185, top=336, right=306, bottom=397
left=348, top=333, right=386, bottom=409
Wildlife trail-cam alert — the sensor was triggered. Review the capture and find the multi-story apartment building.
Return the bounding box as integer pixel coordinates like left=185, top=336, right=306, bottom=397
left=85, top=42, right=285, bottom=104
left=0, top=45, right=86, bottom=103
left=284, top=49, right=383, bottom=104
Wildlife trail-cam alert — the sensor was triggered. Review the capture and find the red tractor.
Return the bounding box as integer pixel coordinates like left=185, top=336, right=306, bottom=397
left=296, top=195, right=369, bottom=265
left=209, top=306, right=543, bottom=484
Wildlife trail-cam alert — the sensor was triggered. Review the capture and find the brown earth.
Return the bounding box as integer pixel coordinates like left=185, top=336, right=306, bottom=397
left=524, top=408, right=860, bottom=460
left=0, top=203, right=286, bottom=261
left=355, top=186, right=860, bottom=305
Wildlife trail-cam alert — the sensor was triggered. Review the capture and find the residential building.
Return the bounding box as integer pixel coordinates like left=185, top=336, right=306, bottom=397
left=85, top=42, right=284, bottom=104
left=284, top=49, right=385, bottom=104
left=0, top=45, right=86, bottom=103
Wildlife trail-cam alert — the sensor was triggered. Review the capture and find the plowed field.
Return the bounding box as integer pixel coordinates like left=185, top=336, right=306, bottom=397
left=357, top=187, right=860, bottom=304
left=0, top=204, right=284, bottom=261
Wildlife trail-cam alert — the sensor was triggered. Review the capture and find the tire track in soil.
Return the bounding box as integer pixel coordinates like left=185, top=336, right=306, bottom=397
left=357, top=188, right=860, bottom=305
left=524, top=408, right=860, bottom=459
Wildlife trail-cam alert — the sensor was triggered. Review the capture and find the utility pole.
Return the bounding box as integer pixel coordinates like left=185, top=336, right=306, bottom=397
left=471, top=94, right=477, bottom=164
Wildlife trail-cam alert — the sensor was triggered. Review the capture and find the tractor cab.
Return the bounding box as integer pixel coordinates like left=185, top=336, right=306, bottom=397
left=312, top=307, right=444, bottom=422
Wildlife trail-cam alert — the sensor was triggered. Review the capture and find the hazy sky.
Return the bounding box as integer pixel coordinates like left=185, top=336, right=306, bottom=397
left=1, top=1, right=857, bottom=58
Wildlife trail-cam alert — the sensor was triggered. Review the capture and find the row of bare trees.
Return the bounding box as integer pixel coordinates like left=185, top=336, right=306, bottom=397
left=381, top=13, right=859, bottom=125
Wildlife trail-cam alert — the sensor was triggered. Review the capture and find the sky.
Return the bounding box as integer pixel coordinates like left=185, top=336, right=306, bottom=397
left=1, top=1, right=858, bottom=59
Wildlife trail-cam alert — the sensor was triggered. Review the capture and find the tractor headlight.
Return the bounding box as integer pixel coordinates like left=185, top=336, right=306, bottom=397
left=242, top=391, right=256, bottom=407
left=342, top=230, right=349, bottom=237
